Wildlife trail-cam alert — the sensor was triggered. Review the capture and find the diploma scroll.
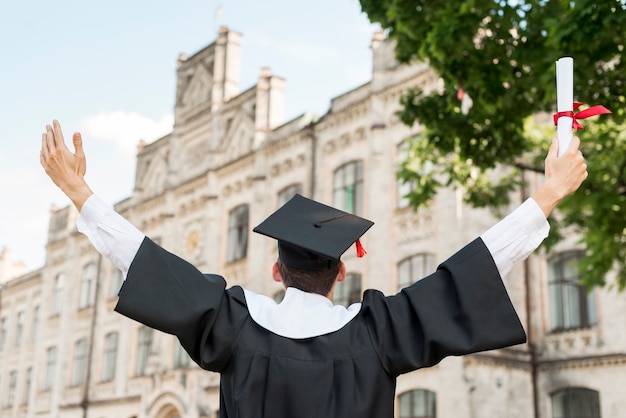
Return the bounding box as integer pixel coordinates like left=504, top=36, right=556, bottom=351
left=556, top=57, right=574, bottom=157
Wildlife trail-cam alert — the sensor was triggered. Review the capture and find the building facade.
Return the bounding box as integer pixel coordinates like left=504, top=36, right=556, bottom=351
left=1, top=27, right=625, bottom=418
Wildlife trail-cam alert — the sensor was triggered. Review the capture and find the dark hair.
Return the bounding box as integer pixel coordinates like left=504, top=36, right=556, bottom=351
left=277, top=259, right=340, bottom=296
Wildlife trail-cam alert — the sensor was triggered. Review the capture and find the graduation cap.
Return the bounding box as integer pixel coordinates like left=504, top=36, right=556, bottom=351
left=253, top=194, right=374, bottom=270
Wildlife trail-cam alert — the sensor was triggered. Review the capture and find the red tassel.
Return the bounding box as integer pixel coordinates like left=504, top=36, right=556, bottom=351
left=356, top=239, right=367, bottom=258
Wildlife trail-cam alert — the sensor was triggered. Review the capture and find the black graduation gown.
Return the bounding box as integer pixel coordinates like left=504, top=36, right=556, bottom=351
left=115, top=237, right=526, bottom=418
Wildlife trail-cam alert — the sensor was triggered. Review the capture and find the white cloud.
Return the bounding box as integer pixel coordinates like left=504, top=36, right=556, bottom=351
left=78, top=111, right=174, bottom=160
left=0, top=163, right=68, bottom=270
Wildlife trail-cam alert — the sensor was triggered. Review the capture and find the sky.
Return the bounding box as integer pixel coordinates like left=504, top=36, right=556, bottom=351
left=0, top=0, right=381, bottom=271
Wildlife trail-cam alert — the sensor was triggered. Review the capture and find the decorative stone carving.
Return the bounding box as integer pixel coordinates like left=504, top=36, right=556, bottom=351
left=177, top=58, right=214, bottom=112
left=186, top=230, right=200, bottom=254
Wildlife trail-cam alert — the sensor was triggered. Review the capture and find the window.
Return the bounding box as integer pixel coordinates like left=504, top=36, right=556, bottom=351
left=136, top=326, right=153, bottom=376
left=43, top=346, right=57, bottom=390
left=173, top=340, right=190, bottom=369
left=0, top=317, right=6, bottom=350
left=80, top=263, right=97, bottom=308
left=102, top=332, right=118, bottom=382
left=23, top=367, right=32, bottom=405
left=109, top=268, right=124, bottom=299
left=15, top=311, right=25, bottom=347
left=333, top=160, right=363, bottom=215
left=226, top=205, right=249, bottom=263
left=552, top=388, right=601, bottom=418
left=397, top=140, right=416, bottom=209
left=72, top=338, right=88, bottom=386
left=334, top=273, right=362, bottom=307
left=32, top=306, right=39, bottom=342
left=398, top=254, right=437, bottom=290
left=548, top=252, right=597, bottom=331
left=7, top=370, right=17, bottom=407
left=51, top=273, right=64, bottom=315
left=398, top=389, right=437, bottom=418
left=278, top=184, right=303, bottom=207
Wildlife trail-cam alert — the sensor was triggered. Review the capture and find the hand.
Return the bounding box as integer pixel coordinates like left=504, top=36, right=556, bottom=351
left=544, top=136, right=588, bottom=197
left=532, top=136, right=588, bottom=217
left=40, top=120, right=93, bottom=210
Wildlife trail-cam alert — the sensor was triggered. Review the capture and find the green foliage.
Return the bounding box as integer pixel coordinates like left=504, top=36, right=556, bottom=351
left=361, top=0, right=626, bottom=289
left=559, top=120, right=626, bottom=289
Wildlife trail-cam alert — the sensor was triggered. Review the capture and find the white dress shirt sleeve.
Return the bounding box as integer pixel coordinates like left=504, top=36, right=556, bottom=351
left=480, top=198, right=550, bottom=278
left=76, top=194, right=145, bottom=277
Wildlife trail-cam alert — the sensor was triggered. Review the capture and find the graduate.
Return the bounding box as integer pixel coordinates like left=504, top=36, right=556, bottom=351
left=40, top=120, right=588, bottom=418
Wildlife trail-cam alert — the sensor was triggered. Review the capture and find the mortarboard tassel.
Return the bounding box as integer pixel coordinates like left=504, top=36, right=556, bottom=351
left=356, top=239, right=367, bottom=258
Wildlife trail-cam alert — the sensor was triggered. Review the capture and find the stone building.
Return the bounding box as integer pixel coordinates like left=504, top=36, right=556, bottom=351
left=1, top=26, right=625, bottom=418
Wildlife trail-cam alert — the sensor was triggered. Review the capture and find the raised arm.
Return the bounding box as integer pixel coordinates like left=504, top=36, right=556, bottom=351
left=40, top=120, right=143, bottom=275
left=480, top=135, right=588, bottom=277
left=40, top=119, right=93, bottom=211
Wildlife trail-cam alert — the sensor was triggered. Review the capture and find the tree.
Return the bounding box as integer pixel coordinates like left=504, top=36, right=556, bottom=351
left=359, top=0, right=626, bottom=289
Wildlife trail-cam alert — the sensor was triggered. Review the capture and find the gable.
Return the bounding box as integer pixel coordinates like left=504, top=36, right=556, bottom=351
left=179, top=63, right=213, bottom=111
left=220, top=109, right=255, bottom=163
left=136, top=152, right=169, bottom=200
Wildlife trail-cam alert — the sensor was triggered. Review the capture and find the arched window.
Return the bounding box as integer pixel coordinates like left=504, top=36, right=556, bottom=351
left=398, top=389, right=437, bottom=418
left=396, top=140, right=415, bottom=209
left=51, top=273, right=65, bottom=315
left=43, top=346, right=57, bottom=390
left=278, top=184, right=303, bottom=207
left=7, top=370, right=18, bottom=407
left=551, top=388, right=601, bottom=418
left=173, top=339, right=190, bottom=369
left=32, top=306, right=40, bottom=342
left=109, top=268, right=124, bottom=299
left=0, top=317, right=6, bottom=350
left=227, top=205, right=249, bottom=263
left=23, top=366, right=32, bottom=405
left=333, top=160, right=363, bottom=215
left=102, top=332, right=118, bottom=382
left=80, top=263, right=98, bottom=308
left=72, top=338, right=88, bottom=386
left=15, top=311, right=25, bottom=347
left=548, top=251, right=597, bottom=331
left=398, top=253, right=437, bottom=290
left=136, top=326, right=154, bottom=376
left=155, top=404, right=183, bottom=418
left=334, top=273, right=362, bottom=307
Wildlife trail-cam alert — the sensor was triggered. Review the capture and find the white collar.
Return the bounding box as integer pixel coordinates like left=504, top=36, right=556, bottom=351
left=243, top=287, right=362, bottom=339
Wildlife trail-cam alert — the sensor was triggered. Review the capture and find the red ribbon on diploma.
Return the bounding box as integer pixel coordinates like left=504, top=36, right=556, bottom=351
left=553, top=102, right=611, bottom=130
